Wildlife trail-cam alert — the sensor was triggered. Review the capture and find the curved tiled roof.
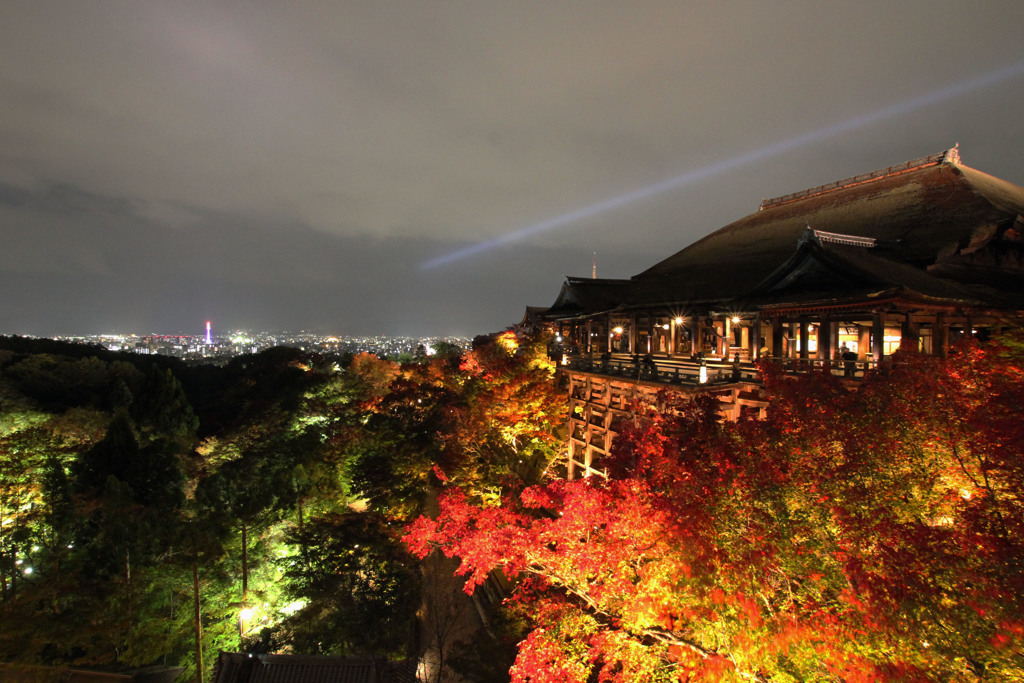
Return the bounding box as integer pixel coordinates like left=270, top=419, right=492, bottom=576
left=547, top=149, right=1024, bottom=317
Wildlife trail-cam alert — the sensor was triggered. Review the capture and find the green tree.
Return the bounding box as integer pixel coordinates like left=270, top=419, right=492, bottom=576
left=275, top=512, right=420, bottom=661
left=50, top=413, right=190, bottom=664
left=347, top=374, right=450, bottom=519
left=131, top=366, right=198, bottom=439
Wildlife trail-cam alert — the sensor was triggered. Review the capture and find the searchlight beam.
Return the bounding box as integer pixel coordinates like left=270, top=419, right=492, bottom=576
left=422, top=60, right=1024, bottom=269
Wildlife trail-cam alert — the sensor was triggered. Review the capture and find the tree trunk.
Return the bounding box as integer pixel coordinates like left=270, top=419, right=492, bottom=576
left=241, top=522, right=248, bottom=600
left=193, top=554, right=204, bottom=683
left=240, top=522, right=248, bottom=639
left=125, top=549, right=132, bottom=625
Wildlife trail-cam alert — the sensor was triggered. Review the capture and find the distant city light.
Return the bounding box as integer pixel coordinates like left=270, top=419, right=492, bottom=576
left=53, top=331, right=471, bottom=362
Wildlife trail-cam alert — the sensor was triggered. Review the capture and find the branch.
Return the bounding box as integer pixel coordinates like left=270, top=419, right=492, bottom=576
left=521, top=561, right=769, bottom=682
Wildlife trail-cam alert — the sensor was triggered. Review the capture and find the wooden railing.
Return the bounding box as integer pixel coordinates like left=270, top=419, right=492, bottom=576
left=563, top=354, right=755, bottom=386
left=563, top=353, right=878, bottom=384
left=762, top=355, right=878, bottom=379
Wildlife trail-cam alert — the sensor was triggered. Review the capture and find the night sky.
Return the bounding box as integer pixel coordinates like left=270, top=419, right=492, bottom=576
left=3, top=2, right=1024, bottom=338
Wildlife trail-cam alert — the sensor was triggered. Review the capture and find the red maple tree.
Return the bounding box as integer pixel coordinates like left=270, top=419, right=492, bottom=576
left=406, top=336, right=1024, bottom=681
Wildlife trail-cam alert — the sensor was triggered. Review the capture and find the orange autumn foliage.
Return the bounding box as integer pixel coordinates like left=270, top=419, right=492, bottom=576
left=407, top=335, right=1024, bottom=681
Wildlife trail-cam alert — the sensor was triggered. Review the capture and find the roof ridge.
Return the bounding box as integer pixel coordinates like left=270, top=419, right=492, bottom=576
left=760, top=147, right=960, bottom=210
left=566, top=276, right=629, bottom=284
left=811, top=229, right=877, bottom=248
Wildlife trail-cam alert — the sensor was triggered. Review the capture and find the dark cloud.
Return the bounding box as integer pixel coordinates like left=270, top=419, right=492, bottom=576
left=3, top=2, right=1024, bottom=336
left=0, top=180, right=613, bottom=336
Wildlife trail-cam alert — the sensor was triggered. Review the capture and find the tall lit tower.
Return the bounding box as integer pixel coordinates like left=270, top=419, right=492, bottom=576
left=206, top=321, right=212, bottom=345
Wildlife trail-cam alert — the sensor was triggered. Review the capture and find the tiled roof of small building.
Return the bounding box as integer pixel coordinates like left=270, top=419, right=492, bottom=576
left=212, top=653, right=416, bottom=683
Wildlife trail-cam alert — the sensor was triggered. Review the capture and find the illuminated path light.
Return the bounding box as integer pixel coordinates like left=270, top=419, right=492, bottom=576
left=422, top=60, right=1024, bottom=270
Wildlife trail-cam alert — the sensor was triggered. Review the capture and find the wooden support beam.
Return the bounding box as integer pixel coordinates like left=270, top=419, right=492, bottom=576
left=817, top=318, right=830, bottom=361
left=752, top=314, right=762, bottom=359
left=799, top=316, right=810, bottom=360
left=772, top=317, right=784, bottom=358
left=858, top=324, right=871, bottom=361
left=901, top=312, right=920, bottom=352
left=873, top=313, right=885, bottom=362
left=936, top=313, right=949, bottom=359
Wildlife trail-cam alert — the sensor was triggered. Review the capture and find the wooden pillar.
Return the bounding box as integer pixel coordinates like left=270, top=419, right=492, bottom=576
left=636, top=313, right=644, bottom=354
left=935, top=313, right=949, bottom=359
left=872, top=313, right=885, bottom=362
left=799, top=316, right=810, bottom=360
left=567, top=378, right=577, bottom=479
left=817, top=318, right=832, bottom=362
left=628, top=314, right=637, bottom=354
left=689, top=317, right=701, bottom=357
left=669, top=318, right=677, bottom=358
left=901, top=313, right=919, bottom=352
left=752, top=314, right=762, bottom=359
left=858, top=324, right=871, bottom=361
left=724, top=316, right=732, bottom=357
left=771, top=317, right=784, bottom=359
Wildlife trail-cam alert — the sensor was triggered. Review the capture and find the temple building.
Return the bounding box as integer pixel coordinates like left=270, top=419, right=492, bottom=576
left=541, top=148, right=1024, bottom=478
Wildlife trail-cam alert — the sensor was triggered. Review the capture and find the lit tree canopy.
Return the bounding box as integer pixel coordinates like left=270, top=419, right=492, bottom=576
left=407, top=339, right=1024, bottom=682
